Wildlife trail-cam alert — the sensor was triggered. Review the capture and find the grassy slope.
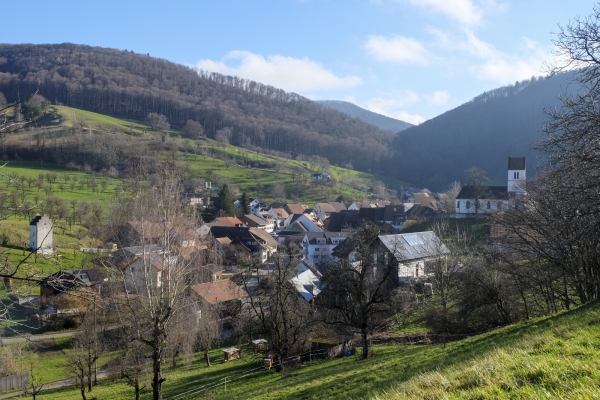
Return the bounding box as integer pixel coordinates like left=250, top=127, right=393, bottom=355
left=20, top=301, right=600, bottom=399
left=49, top=106, right=409, bottom=204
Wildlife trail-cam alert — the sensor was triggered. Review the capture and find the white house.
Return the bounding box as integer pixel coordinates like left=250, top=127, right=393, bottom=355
left=29, top=214, right=53, bottom=254
left=301, top=231, right=350, bottom=265
left=456, top=157, right=525, bottom=215
left=378, top=231, right=450, bottom=283
left=283, top=213, right=323, bottom=232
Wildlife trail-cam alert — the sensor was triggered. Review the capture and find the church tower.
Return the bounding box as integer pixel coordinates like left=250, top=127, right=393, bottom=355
left=507, top=157, right=526, bottom=193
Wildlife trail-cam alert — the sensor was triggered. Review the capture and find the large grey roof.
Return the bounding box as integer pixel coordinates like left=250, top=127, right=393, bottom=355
left=378, top=231, right=449, bottom=261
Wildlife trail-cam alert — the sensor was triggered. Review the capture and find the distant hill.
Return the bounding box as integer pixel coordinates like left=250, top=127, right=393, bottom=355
left=318, top=100, right=413, bottom=132
left=390, top=72, right=578, bottom=189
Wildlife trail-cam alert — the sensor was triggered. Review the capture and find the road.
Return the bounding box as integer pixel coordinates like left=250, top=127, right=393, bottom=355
left=0, top=331, right=78, bottom=345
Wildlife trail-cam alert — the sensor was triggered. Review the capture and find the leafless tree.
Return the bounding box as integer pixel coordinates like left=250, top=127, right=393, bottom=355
left=195, top=303, right=221, bottom=367
left=69, top=311, right=104, bottom=393
left=109, top=173, right=204, bottom=400
left=319, top=222, right=399, bottom=359
left=270, top=182, right=287, bottom=202
left=236, top=247, right=313, bottom=361
left=146, top=113, right=170, bottom=132
left=465, top=167, right=489, bottom=217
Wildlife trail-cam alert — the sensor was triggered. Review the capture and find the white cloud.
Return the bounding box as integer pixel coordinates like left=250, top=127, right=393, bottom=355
left=428, top=90, right=449, bottom=105
left=464, top=33, right=551, bottom=84
left=194, top=51, right=362, bottom=93
left=363, top=35, right=432, bottom=65
left=366, top=91, right=425, bottom=124
left=405, top=0, right=483, bottom=26
left=426, top=27, right=551, bottom=85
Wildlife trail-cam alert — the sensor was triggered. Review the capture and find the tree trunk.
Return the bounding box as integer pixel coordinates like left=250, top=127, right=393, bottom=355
left=152, top=344, right=164, bottom=400
left=204, top=350, right=211, bottom=367
left=361, top=328, right=369, bottom=359
left=135, top=383, right=141, bottom=400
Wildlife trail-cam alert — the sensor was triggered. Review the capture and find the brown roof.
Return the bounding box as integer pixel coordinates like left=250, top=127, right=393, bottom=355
left=215, top=217, right=244, bottom=227
left=412, top=193, right=438, bottom=210
left=240, top=214, right=268, bottom=227
left=328, top=202, right=346, bottom=212
left=270, top=207, right=289, bottom=219
left=190, top=280, right=246, bottom=303
left=250, top=229, right=278, bottom=247
left=285, top=204, right=307, bottom=215
left=316, top=203, right=337, bottom=213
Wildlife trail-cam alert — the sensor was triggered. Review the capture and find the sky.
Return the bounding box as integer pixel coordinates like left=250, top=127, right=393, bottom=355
left=1, top=0, right=597, bottom=124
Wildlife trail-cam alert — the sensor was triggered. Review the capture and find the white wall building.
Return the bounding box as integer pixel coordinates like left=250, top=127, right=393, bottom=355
left=29, top=214, right=53, bottom=254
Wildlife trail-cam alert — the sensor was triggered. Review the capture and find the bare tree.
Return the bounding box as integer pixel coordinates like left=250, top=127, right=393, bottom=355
left=319, top=223, right=399, bottom=359
left=465, top=167, right=489, bottom=217
left=182, top=120, right=204, bottom=139
left=146, top=113, right=170, bottom=132
left=110, top=175, right=203, bottom=400
left=270, top=182, right=286, bottom=202
left=195, top=303, right=221, bottom=367
left=236, top=247, right=313, bottom=361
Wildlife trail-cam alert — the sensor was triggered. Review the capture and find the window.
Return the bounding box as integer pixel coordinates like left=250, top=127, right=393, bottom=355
left=466, top=201, right=471, bottom=209
left=487, top=201, right=491, bottom=209
left=456, top=200, right=460, bottom=209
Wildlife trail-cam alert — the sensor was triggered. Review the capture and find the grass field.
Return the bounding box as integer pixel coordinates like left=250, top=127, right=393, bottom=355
left=3, top=300, right=596, bottom=399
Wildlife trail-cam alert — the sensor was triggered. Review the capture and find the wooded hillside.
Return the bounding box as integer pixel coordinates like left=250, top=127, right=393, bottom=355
left=0, top=43, right=396, bottom=173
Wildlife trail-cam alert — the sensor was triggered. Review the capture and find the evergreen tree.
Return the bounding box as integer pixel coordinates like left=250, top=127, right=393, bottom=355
left=218, top=184, right=235, bottom=217
left=240, top=192, right=249, bottom=215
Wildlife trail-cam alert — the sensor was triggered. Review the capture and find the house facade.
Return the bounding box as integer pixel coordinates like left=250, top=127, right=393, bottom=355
left=301, top=231, right=350, bottom=265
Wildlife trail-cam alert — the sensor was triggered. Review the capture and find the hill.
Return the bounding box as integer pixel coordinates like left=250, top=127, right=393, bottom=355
left=0, top=43, right=397, bottom=175
left=318, top=100, right=413, bottom=132
left=1, top=105, right=408, bottom=204
left=392, top=73, right=578, bottom=188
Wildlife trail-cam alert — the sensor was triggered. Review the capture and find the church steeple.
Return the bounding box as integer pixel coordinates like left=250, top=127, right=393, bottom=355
left=507, top=157, right=526, bottom=193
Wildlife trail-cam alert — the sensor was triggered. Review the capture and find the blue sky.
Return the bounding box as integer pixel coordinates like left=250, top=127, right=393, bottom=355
left=1, top=0, right=596, bottom=124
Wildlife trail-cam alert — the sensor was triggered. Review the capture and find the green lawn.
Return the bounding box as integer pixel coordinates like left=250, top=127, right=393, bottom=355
left=14, top=300, right=600, bottom=399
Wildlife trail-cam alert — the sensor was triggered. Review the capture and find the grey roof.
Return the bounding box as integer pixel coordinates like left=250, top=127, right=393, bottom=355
left=456, top=185, right=508, bottom=200
left=378, top=231, right=449, bottom=262
left=508, top=157, right=525, bottom=170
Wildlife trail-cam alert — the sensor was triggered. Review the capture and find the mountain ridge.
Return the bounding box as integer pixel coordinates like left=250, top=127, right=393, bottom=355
left=318, top=100, right=413, bottom=132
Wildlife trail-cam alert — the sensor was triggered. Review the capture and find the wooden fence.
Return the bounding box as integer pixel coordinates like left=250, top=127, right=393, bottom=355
left=0, top=374, right=28, bottom=392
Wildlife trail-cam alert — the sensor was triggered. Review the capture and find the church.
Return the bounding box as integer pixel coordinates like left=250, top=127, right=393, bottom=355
left=455, top=157, right=525, bottom=215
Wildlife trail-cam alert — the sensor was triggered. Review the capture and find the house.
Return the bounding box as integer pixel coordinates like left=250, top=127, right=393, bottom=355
left=39, top=269, right=105, bottom=305
left=118, top=221, right=168, bottom=247
left=314, top=202, right=346, bottom=221
left=123, top=251, right=175, bottom=292
left=326, top=210, right=359, bottom=232
left=29, top=215, right=53, bottom=254
left=284, top=203, right=308, bottom=215
left=301, top=231, right=350, bottom=265
left=412, top=192, right=439, bottom=211
left=249, top=198, right=262, bottom=214
left=240, top=214, right=275, bottom=233
left=377, top=231, right=450, bottom=283
left=210, top=226, right=277, bottom=263
left=312, top=172, right=331, bottom=181
left=283, top=213, right=323, bottom=232
left=268, top=207, right=290, bottom=229
left=190, top=280, right=246, bottom=317
left=249, top=228, right=279, bottom=262
left=456, top=157, right=525, bottom=215
left=383, top=205, right=407, bottom=229
left=290, top=259, right=324, bottom=308
left=213, top=217, right=245, bottom=227
left=406, top=204, right=438, bottom=220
